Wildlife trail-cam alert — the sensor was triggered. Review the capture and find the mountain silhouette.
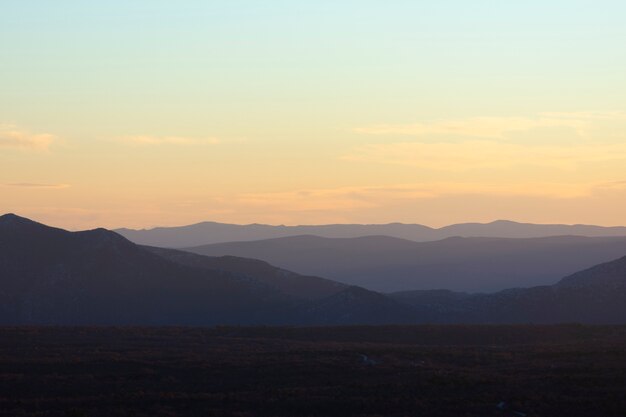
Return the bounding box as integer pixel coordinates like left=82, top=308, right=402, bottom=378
left=0, top=214, right=408, bottom=325
left=116, top=219, right=626, bottom=248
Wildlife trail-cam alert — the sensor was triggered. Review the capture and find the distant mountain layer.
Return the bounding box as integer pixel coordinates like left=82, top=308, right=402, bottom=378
left=185, top=234, right=626, bottom=292
left=116, top=220, right=626, bottom=248
left=3, top=213, right=626, bottom=325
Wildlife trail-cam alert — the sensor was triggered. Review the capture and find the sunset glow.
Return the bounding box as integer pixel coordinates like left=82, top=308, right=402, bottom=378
left=2, top=1, right=626, bottom=229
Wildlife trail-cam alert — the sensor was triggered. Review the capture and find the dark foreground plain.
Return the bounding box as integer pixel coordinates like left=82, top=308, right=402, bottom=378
left=1, top=326, right=625, bottom=417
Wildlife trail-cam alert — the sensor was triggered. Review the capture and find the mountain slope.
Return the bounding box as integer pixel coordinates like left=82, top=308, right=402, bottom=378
left=0, top=214, right=409, bottom=325
left=116, top=219, right=626, bottom=247
left=391, top=255, right=626, bottom=324
left=0, top=214, right=295, bottom=325
left=184, top=234, right=626, bottom=292
left=556, top=255, right=626, bottom=290
left=144, top=246, right=346, bottom=300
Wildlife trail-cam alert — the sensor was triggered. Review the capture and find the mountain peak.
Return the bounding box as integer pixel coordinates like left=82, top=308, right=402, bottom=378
left=489, top=219, right=521, bottom=225
left=0, top=213, right=44, bottom=228
left=58, top=227, right=137, bottom=255
left=0, top=213, right=25, bottom=221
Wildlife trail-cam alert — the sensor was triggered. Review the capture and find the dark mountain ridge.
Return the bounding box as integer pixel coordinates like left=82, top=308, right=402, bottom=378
left=0, top=214, right=410, bottom=325
left=144, top=246, right=346, bottom=300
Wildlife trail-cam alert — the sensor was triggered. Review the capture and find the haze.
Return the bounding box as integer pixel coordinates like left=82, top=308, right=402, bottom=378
left=2, top=1, right=626, bottom=230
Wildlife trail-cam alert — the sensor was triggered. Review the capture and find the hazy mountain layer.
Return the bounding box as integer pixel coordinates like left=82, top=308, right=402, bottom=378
left=116, top=219, right=626, bottom=248
left=185, top=234, right=626, bottom=292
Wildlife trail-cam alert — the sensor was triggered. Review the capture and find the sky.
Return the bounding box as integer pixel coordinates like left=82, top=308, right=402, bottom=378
left=1, top=1, right=626, bottom=230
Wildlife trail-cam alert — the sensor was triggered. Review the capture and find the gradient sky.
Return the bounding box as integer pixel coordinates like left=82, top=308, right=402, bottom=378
left=2, top=1, right=626, bottom=229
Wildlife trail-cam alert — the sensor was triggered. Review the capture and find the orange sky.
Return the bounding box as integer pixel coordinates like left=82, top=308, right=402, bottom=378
left=2, top=2, right=626, bottom=230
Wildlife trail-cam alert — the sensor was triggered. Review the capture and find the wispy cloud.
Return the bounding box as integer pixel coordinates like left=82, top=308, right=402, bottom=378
left=236, top=181, right=597, bottom=214
left=118, top=135, right=220, bottom=146
left=594, top=180, right=626, bottom=191
left=3, top=183, right=70, bottom=189
left=343, top=140, right=626, bottom=171
left=540, top=111, right=626, bottom=121
left=353, top=112, right=626, bottom=139
left=348, top=112, right=626, bottom=172
left=0, top=124, right=56, bottom=150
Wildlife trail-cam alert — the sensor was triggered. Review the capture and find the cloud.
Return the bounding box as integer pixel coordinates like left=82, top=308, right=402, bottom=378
left=347, top=112, right=626, bottom=172
left=235, top=181, right=597, bottom=215
left=540, top=111, right=626, bottom=121
left=237, top=187, right=380, bottom=212
left=3, top=183, right=70, bottom=189
left=353, top=112, right=626, bottom=139
left=0, top=124, right=56, bottom=150
left=593, top=180, right=626, bottom=192
left=343, top=140, right=626, bottom=171
left=119, top=135, right=220, bottom=145
left=354, top=117, right=567, bottom=138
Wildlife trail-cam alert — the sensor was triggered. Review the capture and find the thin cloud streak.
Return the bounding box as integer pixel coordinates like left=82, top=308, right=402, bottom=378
left=353, top=112, right=626, bottom=139
left=3, top=183, right=70, bottom=189
left=343, top=140, right=626, bottom=171
left=236, top=181, right=599, bottom=214
left=118, top=135, right=220, bottom=146
left=0, top=124, right=56, bottom=150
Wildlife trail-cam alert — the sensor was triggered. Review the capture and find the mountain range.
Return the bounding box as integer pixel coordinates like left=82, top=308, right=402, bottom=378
left=184, top=234, right=626, bottom=292
left=2, top=213, right=626, bottom=325
left=116, top=219, right=626, bottom=248
left=0, top=214, right=409, bottom=325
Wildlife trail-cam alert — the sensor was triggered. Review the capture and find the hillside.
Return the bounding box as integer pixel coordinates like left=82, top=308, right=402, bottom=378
left=392, top=255, right=626, bottom=324
left=0, top=214, right=409, bottom=325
